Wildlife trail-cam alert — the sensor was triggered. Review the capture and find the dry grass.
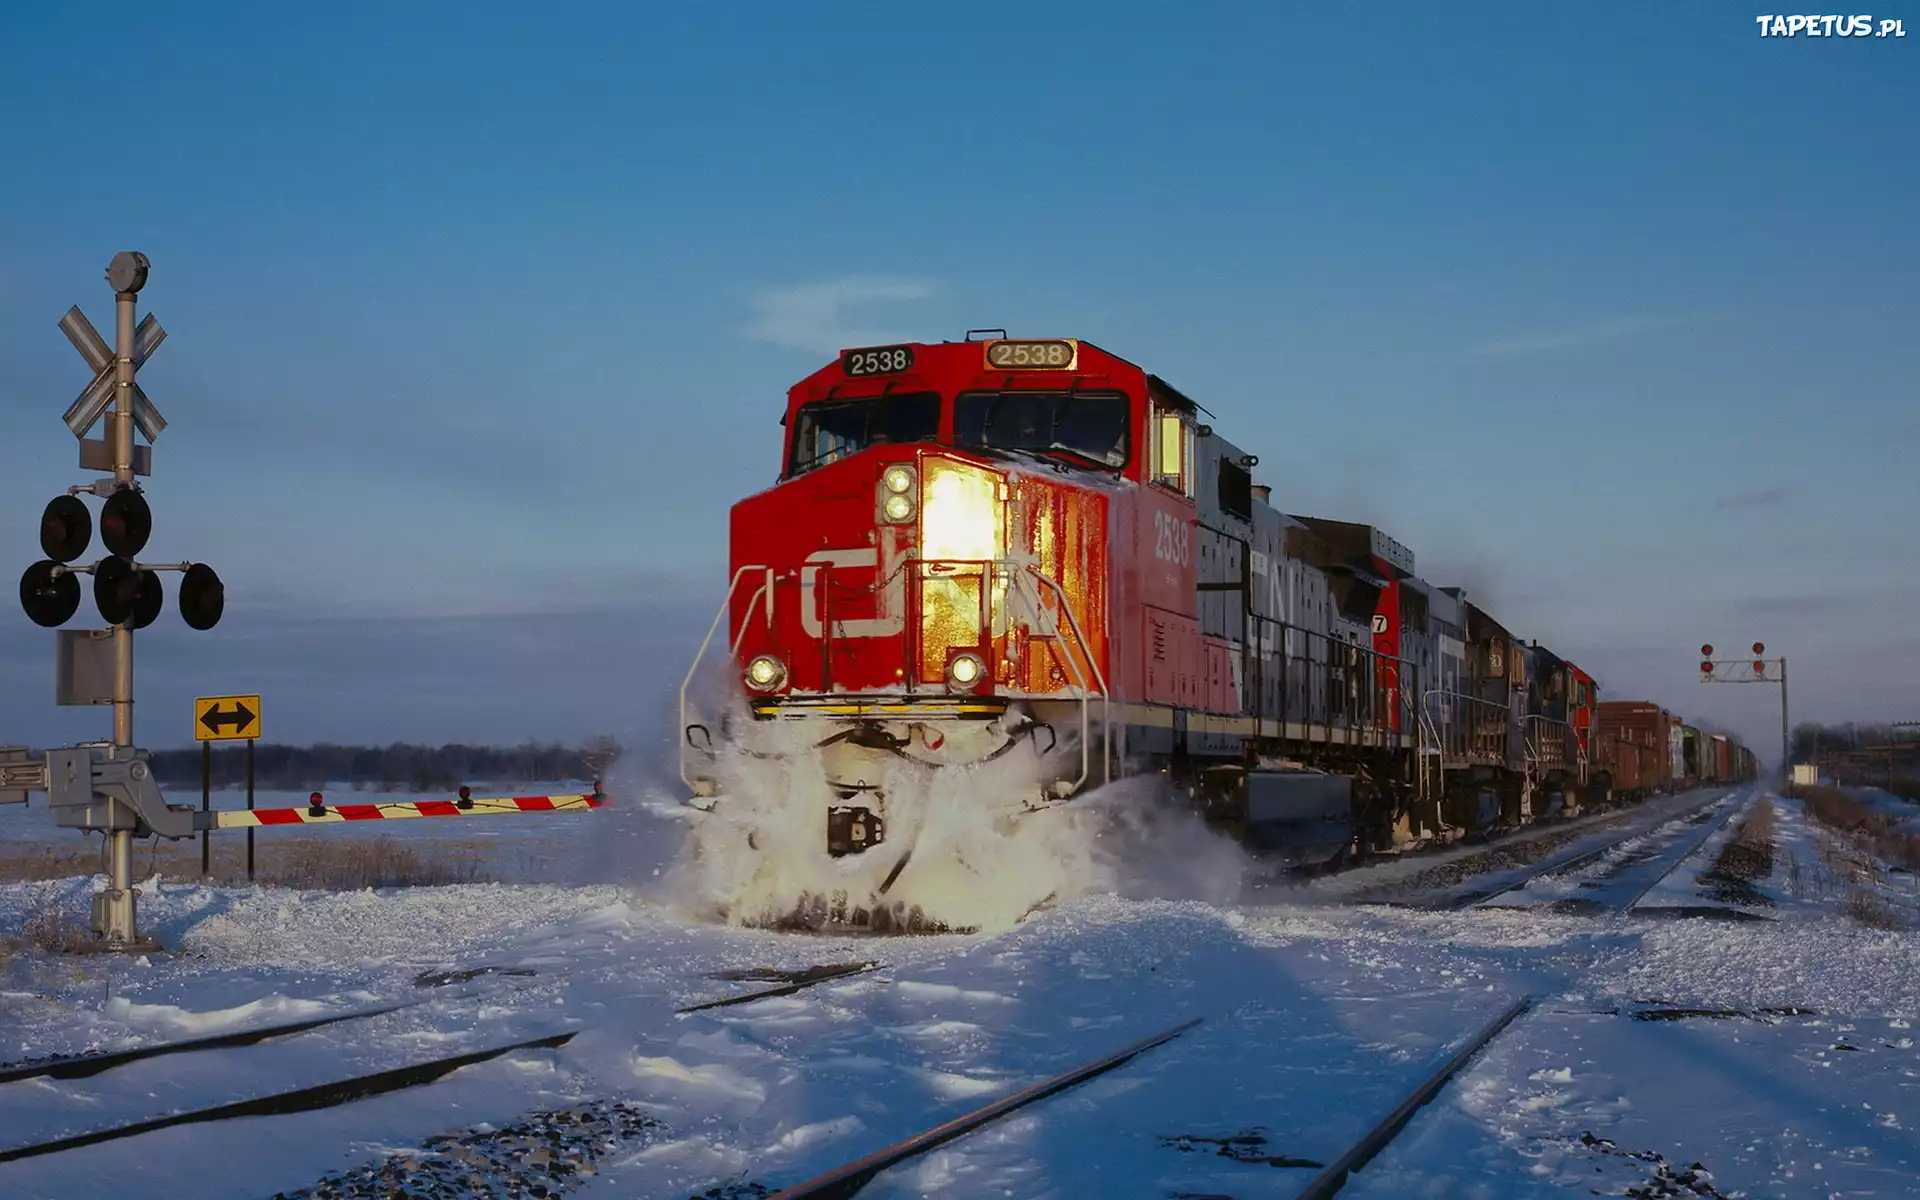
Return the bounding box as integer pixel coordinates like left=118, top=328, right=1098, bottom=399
left=247, top=838, right=491, bottom=890
left=1794, top=787, right=1917, bottom=930
left=0, top=834, right=495, bottom=891
left=0, top=837, right=493, bottom=962
left=0, top=895, right=121, bottom=963
left=1697, top=799, right=1776, bottom=906
left=1800, top=786, right=1920, bottom=872
left=1715, top=799, right=1776, bottom=879
left=1843, top=889, right=1906, bottom=931
left=0, top=845, right=107, bottom=885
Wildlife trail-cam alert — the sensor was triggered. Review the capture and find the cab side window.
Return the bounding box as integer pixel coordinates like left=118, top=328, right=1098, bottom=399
left=1150, top=408, right=1194, bottom=498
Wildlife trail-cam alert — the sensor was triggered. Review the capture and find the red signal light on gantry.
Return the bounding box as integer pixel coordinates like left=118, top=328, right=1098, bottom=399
left=1752, top=642, right=1765, bottom=656
left=1701, top=644, right=1714, bottom=658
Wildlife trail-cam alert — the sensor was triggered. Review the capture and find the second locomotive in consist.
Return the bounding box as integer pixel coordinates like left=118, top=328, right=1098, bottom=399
left=680, top=333, right=1755, bottom=905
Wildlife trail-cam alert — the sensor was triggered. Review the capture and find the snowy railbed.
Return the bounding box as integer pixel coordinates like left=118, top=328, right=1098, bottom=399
left=0, top=788, right=1913, bottom=1199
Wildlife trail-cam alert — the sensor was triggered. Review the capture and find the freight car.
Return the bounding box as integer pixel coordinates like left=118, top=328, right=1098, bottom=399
left=678, top=334, right=1744, bottom=917
left=1595, top=701, right=1679, bottom=801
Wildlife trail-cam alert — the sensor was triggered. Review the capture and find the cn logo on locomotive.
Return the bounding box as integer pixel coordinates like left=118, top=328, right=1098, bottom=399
left=798, top=547, right=905, bottom=639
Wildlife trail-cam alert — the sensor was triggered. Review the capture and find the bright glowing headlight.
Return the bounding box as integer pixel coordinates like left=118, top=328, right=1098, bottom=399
left=921, top=465, right=1000, bottom=561
left=882, top=493, right=914, bottom=522
left=883, top=465, right=915, bottom=494
left=746, top=655, right=785, bottom=690
left=947, top=652, right=986, bottom=690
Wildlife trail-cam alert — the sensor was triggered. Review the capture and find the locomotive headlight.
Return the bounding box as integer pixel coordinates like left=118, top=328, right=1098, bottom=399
left=883, top=465, right=915, bottom=494
left=947, top=652, right=986, bottom=690
left=746, top=655, right=785, bottom=690
left=881, top=492, right=915, bottom=522
left=921, top=464, right=1000, bottom=562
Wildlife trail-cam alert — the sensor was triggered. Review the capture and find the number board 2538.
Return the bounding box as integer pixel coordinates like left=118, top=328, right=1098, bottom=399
left=842, top=345, right=915, bottom=377
left=985, top=339, right=1079, bottom=370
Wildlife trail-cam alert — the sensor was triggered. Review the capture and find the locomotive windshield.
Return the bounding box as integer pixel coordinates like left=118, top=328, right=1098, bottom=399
left=953, top=390, right=1129, bottom=469
left=788, top=392, right=940, bottom=475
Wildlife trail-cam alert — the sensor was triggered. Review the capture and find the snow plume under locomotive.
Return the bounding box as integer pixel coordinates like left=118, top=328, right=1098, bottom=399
left=675, top=333, right=1757, bottom=933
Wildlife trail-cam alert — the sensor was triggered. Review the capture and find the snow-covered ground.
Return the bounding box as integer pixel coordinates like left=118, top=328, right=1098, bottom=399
left=0, top=785, right=1914, bottom=1199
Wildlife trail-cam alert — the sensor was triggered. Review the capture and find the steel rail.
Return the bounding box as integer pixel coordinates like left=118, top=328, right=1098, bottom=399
left=764, top=1016, right=1203, bottom=1200
left=1617, top=790, right=1750, bottom=913
left=678, top=962, right=884, bottom=1014
left=0, top=998, right=425, bottom=1086
left=1292, top=995, right=1534, bottom=1199
left=1443, top=789, right=1730, bottom=910
left=0, top=1031, right=575, bottom=1164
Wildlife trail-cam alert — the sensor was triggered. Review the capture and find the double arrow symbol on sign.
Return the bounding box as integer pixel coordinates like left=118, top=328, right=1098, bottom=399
left=200, top=699, right=255, bottom=735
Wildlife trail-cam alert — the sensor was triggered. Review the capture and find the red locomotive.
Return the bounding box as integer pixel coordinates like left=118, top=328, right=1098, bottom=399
left=679, top=333, right=1755, bottom=915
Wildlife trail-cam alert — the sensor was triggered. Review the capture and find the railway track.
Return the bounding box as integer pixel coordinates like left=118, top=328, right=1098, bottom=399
left=723, top=996, right=1535, bottom=1200
left=1450, top=789, right=1753, bottom=916
left=0, top=952, right=884, bottom=1171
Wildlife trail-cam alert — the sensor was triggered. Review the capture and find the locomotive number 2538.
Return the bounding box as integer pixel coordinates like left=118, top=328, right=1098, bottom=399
left=841, top=345, right=915, bottom=377
left=1153, top=511, right=1190, bottom=566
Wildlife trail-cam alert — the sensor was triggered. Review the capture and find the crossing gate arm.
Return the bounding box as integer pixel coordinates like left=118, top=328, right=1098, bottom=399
left=209, top=791, right=606, bottom=829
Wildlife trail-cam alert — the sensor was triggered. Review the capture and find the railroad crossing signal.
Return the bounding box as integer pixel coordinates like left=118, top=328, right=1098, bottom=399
left=18, top=254, right=226, bottom=636
left=195, top=694, right=261, bottom=742
left=8, top=252, right=237, bottom=949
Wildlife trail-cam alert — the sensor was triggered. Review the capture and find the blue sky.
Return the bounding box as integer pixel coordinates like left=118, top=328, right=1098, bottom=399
left=1, top=2, right=1913, bottom=759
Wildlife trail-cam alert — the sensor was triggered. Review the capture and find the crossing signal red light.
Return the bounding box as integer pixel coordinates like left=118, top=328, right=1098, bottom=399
left=39, top=496, right=91, bottom=563
left=1700, top=660, right=1713, bottom=675
left=1751, top=642, right=1765, bottom=656
left=99, top=487, right=151, bottom=559
left=1753, top=660, right=1766, bottom=675
left=20, top=561, right=80, bottom=627
left=1700, top=644, right=1714, bottom=658
left=129, top=570, right=163, bottom=630
left=93, top=555, right=145, bottom=626
left=179, top=562, right=224, bottom=631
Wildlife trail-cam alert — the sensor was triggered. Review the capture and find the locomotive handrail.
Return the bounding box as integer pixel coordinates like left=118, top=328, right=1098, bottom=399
left=1522, top=714, right=1577, bottom=768
left=862, top=553, right=1107, bottom=794
left=1021, top=563, right=1111, bottom=791
left=678, top=564, right=774, bottom=795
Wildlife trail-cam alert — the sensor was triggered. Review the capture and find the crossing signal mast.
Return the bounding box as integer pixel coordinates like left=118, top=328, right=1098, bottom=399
left=4, top=253, right=227, bottom=949
left=1697, top=640, right=1789, bottom=780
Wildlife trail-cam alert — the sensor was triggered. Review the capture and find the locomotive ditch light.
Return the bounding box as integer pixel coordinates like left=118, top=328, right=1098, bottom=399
left=99, top=487, right=152, bottom=559
left=947, top=652, right=986, bottom=691
left=178, top=562, right=225, bottom=631
left=128, top=570, right=164, bottom=630
left=40, top=495, right=92, bottom=563
left=20, top=560, right=81, bottom=627
left=746, top=655, right=786, bottom=690
left=93, top=555, right=145, bottom=626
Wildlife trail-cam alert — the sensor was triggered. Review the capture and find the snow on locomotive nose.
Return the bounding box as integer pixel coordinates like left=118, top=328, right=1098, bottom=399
left=682, top=337, right=1119, bottom=868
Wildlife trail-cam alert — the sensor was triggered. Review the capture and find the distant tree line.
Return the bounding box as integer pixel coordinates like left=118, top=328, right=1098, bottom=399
left=1793, top=721, right=1919, bottom=795
left=143, top=737, right=625, bottom=792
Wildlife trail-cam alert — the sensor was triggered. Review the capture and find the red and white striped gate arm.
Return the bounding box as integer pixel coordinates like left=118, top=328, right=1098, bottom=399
left=210, top=790, right=605, bottom=829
